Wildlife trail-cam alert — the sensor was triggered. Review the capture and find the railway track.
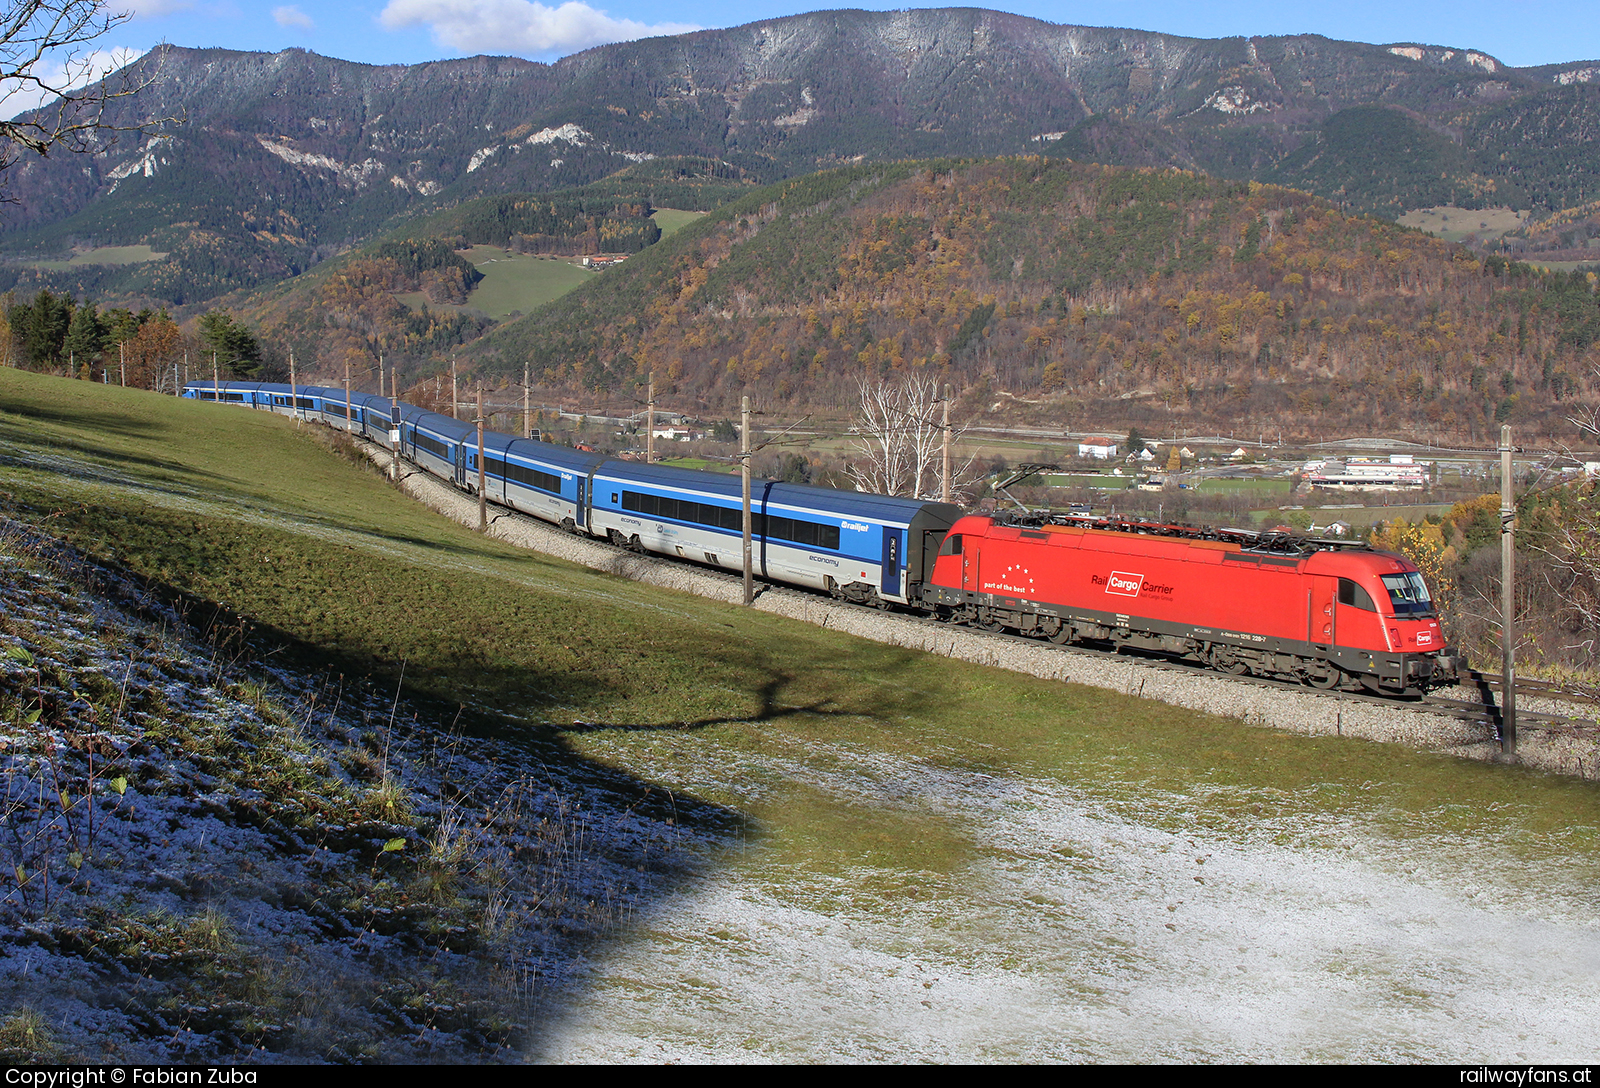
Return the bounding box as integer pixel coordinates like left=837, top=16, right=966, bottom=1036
left=357, top=433, right=1597, bottom=746
left=531, top=502, right=1600, bottom=738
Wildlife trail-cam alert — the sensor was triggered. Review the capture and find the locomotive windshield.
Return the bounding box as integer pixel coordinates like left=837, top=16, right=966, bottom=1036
left=1380, top=572, right=1435, bottom=617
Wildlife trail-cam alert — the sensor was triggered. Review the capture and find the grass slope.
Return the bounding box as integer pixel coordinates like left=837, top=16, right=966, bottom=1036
left=650, top=208, right=706, bottom=237
left=3, top=371, right=1600, bottom=1059
left=2, top=367, right=1594, bottom=843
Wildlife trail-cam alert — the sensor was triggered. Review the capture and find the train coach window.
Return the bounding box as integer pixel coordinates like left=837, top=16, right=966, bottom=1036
left=621, top=490, right=841, bottom=549
left=940, top=533, right=963, bottom=556
left=1337, top=578, right=1377, bottom=611
left=489, top=457, right=562, bottom=495
left=625, top=490, right=760, bottom=535
left=766, top=515, right=841, bottom=550
left=1380, top=572, right=1435, bottom=616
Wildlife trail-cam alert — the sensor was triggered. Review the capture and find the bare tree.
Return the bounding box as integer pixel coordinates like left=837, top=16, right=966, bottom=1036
left=1567, top=363, right=1600, bottom=444
left=1, top=1, right=163, bottom=192
left=848, top=375, right=976, bottom=501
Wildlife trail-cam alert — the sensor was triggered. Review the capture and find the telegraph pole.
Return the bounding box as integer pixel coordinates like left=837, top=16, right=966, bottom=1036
left=1500, top=424, right=1518, bottom=756
left=941, top=382, right=953, bottom=504
left=476, top=386, right=488, bottom=532
left=647, top=373, right=656, bottom=465
left=742, top=394, right=753, bottom=606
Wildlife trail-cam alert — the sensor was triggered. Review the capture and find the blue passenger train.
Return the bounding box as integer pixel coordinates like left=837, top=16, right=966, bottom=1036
left=183, top=381, right=964, bottom=607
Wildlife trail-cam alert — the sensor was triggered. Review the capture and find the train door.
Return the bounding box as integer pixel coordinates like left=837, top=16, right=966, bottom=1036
left=575, top=475, right=588, bottom=529
left=1335, top=577, right=1383, bottom=648
left=453, top=444, right=467, bottom=487
left=1309, top=576, right=1337, bottom=647
left=881, top=528, right=902, bottom=598
left=918, top=530, right=945, bottom=593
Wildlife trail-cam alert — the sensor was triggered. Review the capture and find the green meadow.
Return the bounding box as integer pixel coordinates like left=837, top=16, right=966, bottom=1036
left=20, top=245, right=168, bottom=271
left=0, top=368, right=1593, bottom=848
left=3, top=369, right=1599, bottom=1059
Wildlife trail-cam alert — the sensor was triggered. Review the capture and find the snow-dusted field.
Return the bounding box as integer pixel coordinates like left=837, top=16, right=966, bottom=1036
left=537, top=751, right=1600, bottom=1063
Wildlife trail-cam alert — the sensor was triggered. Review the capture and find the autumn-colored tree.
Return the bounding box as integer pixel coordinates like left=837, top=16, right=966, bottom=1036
left=123, top=313, right=182, bottom=391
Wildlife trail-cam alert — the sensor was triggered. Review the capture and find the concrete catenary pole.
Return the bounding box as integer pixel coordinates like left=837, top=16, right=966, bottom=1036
left=942, top=383, right=953, bottom=504
left=742, top=394, right=753, bottom=606
left=289, top=350, right=298, bottom=423
left=451, top=354, right=459, bottom=421
left=647, top=373, right=656, bottom=465
left=523, top=360, right=532, bottom=440
left=387, top=354, right=400, bottom=481
left=344, top=359, right=352, bottom=433
left=1500, top=424, right=1517, bottom=755
left=477, top=386, right=488, bottom=532
left=212, top=351, right=219, bottom=402
left=119, top=341, right=126, bottom=387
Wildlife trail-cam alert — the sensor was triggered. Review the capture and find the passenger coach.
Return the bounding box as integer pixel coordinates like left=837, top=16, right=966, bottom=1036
left=184, top=380, right=961, bottom=605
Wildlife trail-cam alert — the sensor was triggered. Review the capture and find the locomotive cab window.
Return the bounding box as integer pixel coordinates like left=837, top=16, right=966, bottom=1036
left=1380, top=572, right=1436, bottom=617
left=940, top=533, right=963, bottom=556
left=1338, top=578, right=1377, bottom=611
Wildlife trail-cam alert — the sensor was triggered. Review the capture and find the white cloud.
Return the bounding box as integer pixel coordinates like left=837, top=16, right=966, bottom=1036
left=273, top=5, right=314, bottom=30
left=378, top=0, right=700, bottom=57
left=3, top=47, right=148, bottom=119
left=117, top=0, right=196, bottom=15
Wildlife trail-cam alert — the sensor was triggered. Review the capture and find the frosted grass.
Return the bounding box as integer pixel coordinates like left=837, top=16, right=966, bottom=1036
left=537, top=758, right=1600, bottom=1063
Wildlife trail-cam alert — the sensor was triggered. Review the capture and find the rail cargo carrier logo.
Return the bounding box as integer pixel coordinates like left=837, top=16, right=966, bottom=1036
left=1090, top=570, right=1175, bottom=600
left=1095, top=570, right=1146, bottom=597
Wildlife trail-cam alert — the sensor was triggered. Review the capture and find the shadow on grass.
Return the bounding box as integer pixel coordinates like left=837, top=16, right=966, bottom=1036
left=557, top=669, right=865, bottom=734
left=0, top=416, right=233, bottom=487
left=8, top=533, right=762, bottom=1059
left=0, top=396, right=172, bottom=442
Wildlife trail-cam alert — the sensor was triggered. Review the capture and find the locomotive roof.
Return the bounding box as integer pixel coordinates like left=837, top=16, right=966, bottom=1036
left=981, top=511, right=1375, bottom=557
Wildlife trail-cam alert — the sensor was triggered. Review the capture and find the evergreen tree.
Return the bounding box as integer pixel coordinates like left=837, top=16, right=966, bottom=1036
left=8, top=290, right=71, bottom=368
left=63, top=302, right=103, bottom=369
left=198, top=310, right=262, bottom=378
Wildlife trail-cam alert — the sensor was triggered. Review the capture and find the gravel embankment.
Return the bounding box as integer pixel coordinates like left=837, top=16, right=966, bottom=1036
left=365, top=443, right=1600, bottom=780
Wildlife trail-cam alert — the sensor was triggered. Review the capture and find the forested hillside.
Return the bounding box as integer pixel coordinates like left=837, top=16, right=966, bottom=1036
left=153, top=161, right=749, bottom=380
left=469, top=158, right=1600, bottom=443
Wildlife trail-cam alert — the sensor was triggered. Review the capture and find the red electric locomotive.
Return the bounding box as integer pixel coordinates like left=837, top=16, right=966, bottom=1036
left=922, top=513, right=1458, bottom=695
